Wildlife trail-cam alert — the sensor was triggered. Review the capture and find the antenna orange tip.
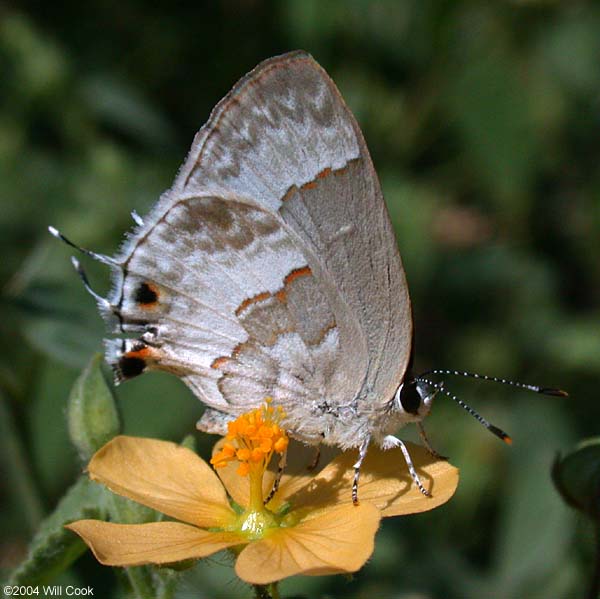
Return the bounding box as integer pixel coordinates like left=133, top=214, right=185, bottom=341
left=540, top=387, right=569, bottom=397
left=503, top=435, right=513, bottom=446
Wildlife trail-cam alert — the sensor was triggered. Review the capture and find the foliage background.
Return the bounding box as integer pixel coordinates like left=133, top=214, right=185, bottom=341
left=2, top=1, right=599, bottom=597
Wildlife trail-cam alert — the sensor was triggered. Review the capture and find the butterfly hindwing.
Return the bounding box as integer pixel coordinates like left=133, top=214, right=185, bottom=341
left=106, top=195, right=363, bottom=442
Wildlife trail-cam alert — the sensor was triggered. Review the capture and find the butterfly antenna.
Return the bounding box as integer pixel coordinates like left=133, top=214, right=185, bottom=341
left=70, top=256, right=112, bottom=311
left=417, top=377, right=513, bottom=445
left=419, top=369, right=568, bottom=398
left=48, top=226, right=118, bottom=268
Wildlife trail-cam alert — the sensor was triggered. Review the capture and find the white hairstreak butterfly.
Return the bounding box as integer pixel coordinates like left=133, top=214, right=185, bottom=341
left=51, top=51, right=566, bottom=503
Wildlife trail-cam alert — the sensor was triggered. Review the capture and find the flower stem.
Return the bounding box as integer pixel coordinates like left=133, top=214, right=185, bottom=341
left=124, top=565, right=155, bottom=599
left=252, top=584, right=272, bottom=599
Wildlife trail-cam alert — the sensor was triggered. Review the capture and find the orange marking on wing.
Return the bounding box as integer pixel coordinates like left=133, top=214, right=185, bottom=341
left=282, top=166, right=347, bottom=203
left=235, top=291, right=272, bottom=316
left=211, top=343, right=245, bottom=370
left=301, top=167, right=333, bottom=191
left=121, top=346, right=160, bottom=370
left=124, top=346, right=154, bottom=360
left=276, top=266, right=312, bottom=304
left=284, top=266, right=312, bottom=285
left=281, top=185, right=298, bottom=202
left=302, top=180, right=318, bottom=190
left=139, top=303, right=157, bottom=310
left=211, top=356, right=230, bottom=370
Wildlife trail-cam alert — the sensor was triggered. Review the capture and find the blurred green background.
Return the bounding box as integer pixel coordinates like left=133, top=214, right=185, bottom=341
left=2, top=1, right=599, bottom=597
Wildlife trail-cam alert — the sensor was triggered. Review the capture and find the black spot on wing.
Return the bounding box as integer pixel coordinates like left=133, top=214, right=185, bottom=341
left=135, top=282, right=159, bottom=305
left=117, top=356, right=146, bottom=380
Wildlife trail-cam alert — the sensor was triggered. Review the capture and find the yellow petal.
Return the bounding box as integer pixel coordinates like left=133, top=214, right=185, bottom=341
left=234, top=503, right=380, bottom=584
left=89, top=436, right=236, bottom=528
left=284, top=442, right=459, bottom=517
left=66, top=520, right=245, bottom=566
left=263, top=443, right=343, bottom=511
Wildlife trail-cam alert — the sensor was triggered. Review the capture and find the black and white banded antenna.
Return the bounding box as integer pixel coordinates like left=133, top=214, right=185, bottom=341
left=48, top=226, right=118, bottom=268
left=419, top=369, right=568, bottom=398
left=416, top=377, right=514, bottom=445
left=48, top=226, right=115, bottom=311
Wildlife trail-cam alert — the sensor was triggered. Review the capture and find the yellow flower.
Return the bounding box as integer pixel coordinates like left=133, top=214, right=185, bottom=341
left=66, top=405, right=459, bottom=585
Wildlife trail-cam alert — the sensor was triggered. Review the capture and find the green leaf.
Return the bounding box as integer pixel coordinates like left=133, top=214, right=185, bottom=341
left=8, top=476, right=107, bottom=585
left=108, top=492, right=161, bottom=525
left=68, top=353, right=121, bottom=460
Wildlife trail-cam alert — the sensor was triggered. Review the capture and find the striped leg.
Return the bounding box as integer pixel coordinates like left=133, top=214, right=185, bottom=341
left=382, top=435, right=430, bottom=497
left=352, top=437, right=370, bottom=505
left=264, top=448, right=287, bottom=505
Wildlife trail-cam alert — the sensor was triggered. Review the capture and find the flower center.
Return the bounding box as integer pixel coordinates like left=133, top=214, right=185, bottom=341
left=211, top=399, right=289, bottom=519
left=238, top=508, right=278, bottom=540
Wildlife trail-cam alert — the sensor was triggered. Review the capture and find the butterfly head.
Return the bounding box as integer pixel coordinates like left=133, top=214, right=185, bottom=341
left=393, top=378, right=439, bottom=422
left=394, top=369, right=567, bottom=445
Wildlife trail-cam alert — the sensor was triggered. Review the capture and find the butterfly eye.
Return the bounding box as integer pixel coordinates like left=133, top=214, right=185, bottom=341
left=398, top=382, right=422, bottom=415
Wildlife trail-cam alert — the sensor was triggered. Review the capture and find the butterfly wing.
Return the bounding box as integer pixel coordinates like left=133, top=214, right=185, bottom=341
left=106, top=195, right=363, bottom=443
left=177, top=51, right=413, bottom=406
left=104, top=51, right=412, bottom=443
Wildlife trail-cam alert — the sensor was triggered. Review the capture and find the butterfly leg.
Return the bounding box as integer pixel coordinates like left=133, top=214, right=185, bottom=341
left=417, top=422, right=447, bottom=460
left=264, top=447, right=287, bottom=506
left=352, top=437, right=370, bottom=506
left=307, top=445, right=321, bottom=471
left=382, top=435, right=430, bottom=497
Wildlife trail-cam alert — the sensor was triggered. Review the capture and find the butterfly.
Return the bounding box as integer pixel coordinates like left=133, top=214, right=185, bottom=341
left=51, top=51, right=565, bottom=503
